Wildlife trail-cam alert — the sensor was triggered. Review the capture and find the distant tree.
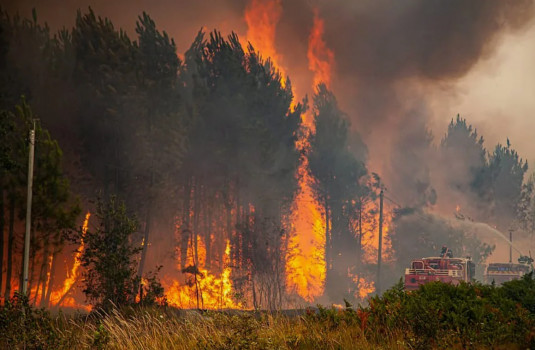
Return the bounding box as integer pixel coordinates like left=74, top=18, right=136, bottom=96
left=79, top=196, right=140, bottom=309
left=487, top=140, right=528, bottom=230
left=440, top=115, right=487, bottom=218
left=516, top=173, right=535, bottom=235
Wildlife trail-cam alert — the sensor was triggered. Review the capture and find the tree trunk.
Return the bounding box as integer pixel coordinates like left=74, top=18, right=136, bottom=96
left=181, top=175, right=192, bottom=270
left=4, top=196, right=15, bottom=299
left=37, top=244, right=51, bottom=306
left=28, top=248, right=37, bottom=304
left=138, top=170, right=154, bottom=279
left=43, top=251, right=58, bottom=308
left=0, top=183, right=4, bottom=296
left=204, top=197, right=211, bottom=269
left=234, top=178, right=241, bottom=268
left=224, top=183, right=232, bottom=263
left=324, top=196, right=330, bottom=272
left=193, top=177, right=200, bottom=265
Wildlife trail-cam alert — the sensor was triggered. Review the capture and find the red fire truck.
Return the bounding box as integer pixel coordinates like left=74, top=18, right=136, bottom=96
left=404, top=247, right=475, bottom=290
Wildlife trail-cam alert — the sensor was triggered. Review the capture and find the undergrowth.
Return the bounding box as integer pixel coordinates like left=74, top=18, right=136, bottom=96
left=2, top=274, right=535, bottom=349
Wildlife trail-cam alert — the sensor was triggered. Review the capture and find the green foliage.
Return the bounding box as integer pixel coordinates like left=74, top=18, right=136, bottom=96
left=80, top=196, right=141, bottom=310
left=0, top=97, right=80, bottom=305
left=141, top=266, right=167, bottom=306
left=358, top=277, right=535, bottom=349
left=91, top=322, right=110, bottom=349
left=0, top=292, right=60, bottom=349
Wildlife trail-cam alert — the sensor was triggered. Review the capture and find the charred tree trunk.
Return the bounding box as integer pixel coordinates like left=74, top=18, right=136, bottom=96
left=224, top=184, right=232, bottom=261
left=204, top=198, right=212, bottom=269
left=4, top=196, right=15, bottom=299
left=43, top=251, right=58, bottom=308
left=234, top=178, right=241, bottom=268
left=193, top=177, right=200, bottom=264
left=37, top=243, right=51, bottom=306
left=138, top=170, right=154, bottom=279
left=324, top=196, right=331, bottom=272
left=180, top=175, right=192, bottom=270
left=0, top=183, right=4, bottom=295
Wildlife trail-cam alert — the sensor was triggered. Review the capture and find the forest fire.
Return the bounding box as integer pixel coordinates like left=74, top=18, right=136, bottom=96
left=3, top=1, right=529, bottom=319
left=2, top=3, right=535, bottom=348
left=165, top=239, right=241, bottom=309
left=285, top=8, right=334, bottom=302
left=50, top=212, right=90, bottom=309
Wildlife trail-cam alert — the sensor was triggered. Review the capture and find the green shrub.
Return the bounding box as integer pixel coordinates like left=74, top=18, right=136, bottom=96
left=0, top=292, right=60, bottom=349
left=358, top=277, right=535, bottom=349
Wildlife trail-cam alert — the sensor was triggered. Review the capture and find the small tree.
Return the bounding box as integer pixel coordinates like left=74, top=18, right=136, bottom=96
left=79, top=196, right=141, bottom=309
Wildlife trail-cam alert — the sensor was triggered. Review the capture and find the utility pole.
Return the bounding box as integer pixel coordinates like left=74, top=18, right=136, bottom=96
left=509, top=229, right=513, bottom=263
left=22, top=120, right=36, bottom=295
left=377, top=189, right=384, bottom=295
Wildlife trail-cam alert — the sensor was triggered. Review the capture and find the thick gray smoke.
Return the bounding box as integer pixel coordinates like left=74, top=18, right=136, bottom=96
left=288, top=0, right=534, bottom=206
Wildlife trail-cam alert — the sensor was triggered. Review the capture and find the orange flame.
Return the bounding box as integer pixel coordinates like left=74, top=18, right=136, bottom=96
left=165, top=238, right=241, bottom=309
left=307, top=8, right=335, bottom=90
left=284, top=7, right=337, bottom=303
left=244, top=0, right=286, bottom=85
left=286, top=161, right=326, bottom=301
left=50, top=212, right=90, bottom=310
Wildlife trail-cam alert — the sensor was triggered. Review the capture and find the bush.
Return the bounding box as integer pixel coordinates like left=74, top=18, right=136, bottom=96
left=359, top=276, right=535, bottom=349
left=0, top=293, right=60, bottom=349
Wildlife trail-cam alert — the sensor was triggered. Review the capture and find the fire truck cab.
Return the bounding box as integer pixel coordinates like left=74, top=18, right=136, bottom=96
left=404, top=249, right=475, bottom=290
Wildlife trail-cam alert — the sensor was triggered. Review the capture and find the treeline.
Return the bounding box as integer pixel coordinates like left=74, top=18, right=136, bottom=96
left=1, top=7, right=534, bottom=309
left=389, top=115, right=533, bottom=281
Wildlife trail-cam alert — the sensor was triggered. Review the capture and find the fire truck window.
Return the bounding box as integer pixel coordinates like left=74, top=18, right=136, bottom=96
left=412, top=261, right=424, bottom=269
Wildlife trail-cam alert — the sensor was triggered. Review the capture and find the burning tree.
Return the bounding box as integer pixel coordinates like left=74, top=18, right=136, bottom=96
left=308, top=84, right=370, bottom=302
left=170, top=30, right=302, bottom=309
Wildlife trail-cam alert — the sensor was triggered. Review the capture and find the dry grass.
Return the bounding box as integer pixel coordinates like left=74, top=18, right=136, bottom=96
left=52, top=307, right=406, bottom=349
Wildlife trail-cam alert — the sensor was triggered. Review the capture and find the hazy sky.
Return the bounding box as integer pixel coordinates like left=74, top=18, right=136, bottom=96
left=422, top=20, right=535, bottom=169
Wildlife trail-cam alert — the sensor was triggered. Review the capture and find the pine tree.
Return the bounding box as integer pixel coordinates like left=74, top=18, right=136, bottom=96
left=308, top=83, right=368, bottom=301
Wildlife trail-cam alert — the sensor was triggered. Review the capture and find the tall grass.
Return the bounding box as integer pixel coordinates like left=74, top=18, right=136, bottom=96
left=51, top=307, right=404, bottom=349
